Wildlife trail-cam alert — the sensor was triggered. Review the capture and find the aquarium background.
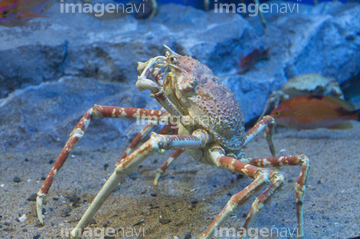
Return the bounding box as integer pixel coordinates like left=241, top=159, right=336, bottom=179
left=0, top=0, right=359, bottom=238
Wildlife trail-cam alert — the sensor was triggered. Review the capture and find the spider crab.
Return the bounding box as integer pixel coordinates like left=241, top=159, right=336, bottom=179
left=36, top=46, right=310, bottom=239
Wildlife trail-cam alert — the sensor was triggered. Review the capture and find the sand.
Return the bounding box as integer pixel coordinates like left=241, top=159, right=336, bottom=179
left=1, top=123, right=360, bottom=239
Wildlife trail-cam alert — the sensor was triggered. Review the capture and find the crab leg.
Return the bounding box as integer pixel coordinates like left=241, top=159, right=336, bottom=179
left=36, top=105, right=169, bottom=224
left=244, top=115, right=276, bottom=157
left=70, top=131, right=209, bottom=239
left=117, top=122, right=157, bottom=164
left=154, top=148, right=185, bottom=185
left=202, top=148, right=276, bottom=239
left=250, top=154, right=310, bottom=238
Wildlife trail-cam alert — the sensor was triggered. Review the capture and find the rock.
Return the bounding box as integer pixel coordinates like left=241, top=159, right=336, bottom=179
left=27, top=193, right=37, bottom=201
left=13, top=176, right=21, bottom=183
left=0, top=1, right=359, bottom=153
left=225, top=1, right=360, bottom=121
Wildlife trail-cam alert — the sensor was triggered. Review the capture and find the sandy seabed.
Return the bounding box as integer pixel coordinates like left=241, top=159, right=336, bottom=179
left=1, top=123, right=360, bottom=239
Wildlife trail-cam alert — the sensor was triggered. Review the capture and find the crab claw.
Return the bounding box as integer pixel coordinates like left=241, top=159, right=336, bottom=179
left=36, top=193, right=45, bottom=225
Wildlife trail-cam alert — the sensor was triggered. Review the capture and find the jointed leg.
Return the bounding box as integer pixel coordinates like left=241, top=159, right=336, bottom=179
left=201, top=148, right=278, bottom=239
left=250, top=154, right=310, bottom=238
left=118, top=122, right=157, bottom=164
left=36, top=105, right=169, bottom=224
left=245, top=115, right=276, bottom=157
left=154, top=148, right=185, bottom=185
left=71, top=131, right=210, bottom=239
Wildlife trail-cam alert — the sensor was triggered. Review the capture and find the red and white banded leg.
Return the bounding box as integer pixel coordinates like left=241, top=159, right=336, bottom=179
left=244, top=115, right=276, bottom=157
left=117, top=122, right=157, bottom=164
left=154, top=148, right=185, bottom=185
left=70, top=130, right=209, bottom=239
left=250, top=154, right=310, bottom=238
left=36, top=105, right=169, bottom=224
left=201, top=148, right=277, bottom=239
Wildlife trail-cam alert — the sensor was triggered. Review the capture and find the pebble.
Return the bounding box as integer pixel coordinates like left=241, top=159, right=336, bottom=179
left=66, top=193, right=80, bottom=205
left=48, top=160, right=54, bottom=164
left=61, top=207, right=72, bottom=217
left=133, top=219, right=145, bottom=226
left=150, top=193, right=157, bottom=197
left=184, top=233, right=192, bottom=239
left=24, top=158, right=29, bottom=162
left=159, top=217, right=171, bottom=224
left=190, top=200, right=198, bottom=204
left=317, top=180, right=321, bottom=184
left=41, top=176, right=46, bottom=181
left=33, top=235, right=41, bottom=239
left=4, top=221, right=11, bottom=226
left=13, top=177, right=21, bottom=183
left=104, top=163, right=109, bottom=170
left=27, top=193, right=37, bottom=201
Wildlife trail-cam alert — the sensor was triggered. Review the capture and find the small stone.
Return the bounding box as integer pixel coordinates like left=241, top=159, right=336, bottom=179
left=27, top=193, right=37, bottom=201
left=345, top=219, right=349, bottom=223
left=287, top=178, right=293, bottom=183
left=190, top=200, right=198, bottom=204
left=242, top=213, right=247, bottom=218
left=61, top=207, right=72, bottom=217
left=41, top=176, right=46, bottom=181
left=66, top=193, right=80, bottom=205
left=184, top=233, right=192, bottom=239
left=133, top=219, right=144, bottom=226
left=227, top=192, right=232, bottom=196
left=317, top=180, right=321, bottom=184
left=4, top=221, right=11, bottom=226
left=33, top=235, right=41, bottom=239
left=150, top=193, right=157, bottom=197
left=52, top=197, right=59, bottom=201
left=48, top=160, right=54, bottom=164
left=141, top=189, right=147, bottom=195
left=13, top=177, right=21, bottom=183
left=24, top=158, right=29, bottom=162
left=159, top=218, right=171, bottom=224
left=89, top=218, right=96, bottom=225
left=104, top=163, right=109, bottom=170
left=22, top=228, right=28, bottom=232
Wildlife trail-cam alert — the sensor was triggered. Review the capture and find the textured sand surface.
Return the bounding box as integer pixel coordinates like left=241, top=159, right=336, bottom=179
left=1, top=123, right=360, bottom=239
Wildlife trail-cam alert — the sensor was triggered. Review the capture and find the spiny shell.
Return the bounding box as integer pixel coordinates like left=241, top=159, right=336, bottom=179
left=176, top=55, right=245, bottom=151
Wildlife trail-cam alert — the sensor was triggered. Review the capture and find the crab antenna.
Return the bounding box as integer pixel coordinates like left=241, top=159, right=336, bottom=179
left=164, top=45, right=180, bottom=56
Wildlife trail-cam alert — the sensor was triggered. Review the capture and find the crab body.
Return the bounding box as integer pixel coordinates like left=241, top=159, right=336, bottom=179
left=163, top=54, right=245, bottom=164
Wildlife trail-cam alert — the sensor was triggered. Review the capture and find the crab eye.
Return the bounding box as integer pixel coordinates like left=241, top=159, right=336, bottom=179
left=170, top=57, right=177, bottom=63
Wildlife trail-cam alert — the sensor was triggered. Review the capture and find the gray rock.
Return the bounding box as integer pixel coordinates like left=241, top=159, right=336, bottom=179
left=0, top=76, right=150, bottom=151
left=0, top=1, right=359, bottom=152
left=225, top=1, right=360, bottom=121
